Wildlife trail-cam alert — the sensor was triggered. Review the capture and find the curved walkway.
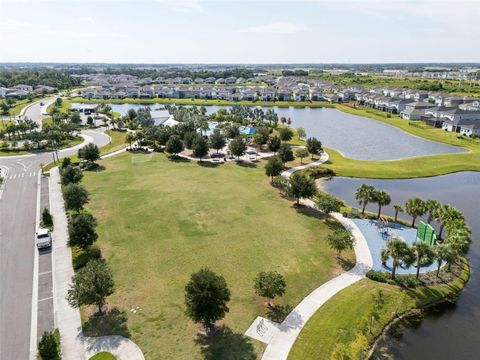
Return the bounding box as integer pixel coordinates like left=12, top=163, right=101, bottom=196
left=50, top=167, right=145, bottom=360
left=245, top=151, right=373, bottom=360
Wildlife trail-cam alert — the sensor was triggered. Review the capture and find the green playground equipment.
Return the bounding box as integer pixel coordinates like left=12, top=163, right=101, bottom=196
left=416, top=221, right=437, bottom=246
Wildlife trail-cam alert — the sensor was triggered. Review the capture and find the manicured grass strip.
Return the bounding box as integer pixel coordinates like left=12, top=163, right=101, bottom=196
left=82, top=152, right=353, bottom=360
left=89, top=352, right=116, bottom=360
left=289, top=260, right=470, bottom=360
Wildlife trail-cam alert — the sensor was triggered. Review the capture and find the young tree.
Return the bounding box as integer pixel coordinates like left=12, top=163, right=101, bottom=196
left=287, top=172, right=316, bottom=205
left=265, top=156, right=284, bottom=182
left=306, top=137, right=322, bottom=159
left=228, top=137, right=246, bottom=160
left=267, top=135, right=281, bottom=154
left=296, top=127, right=306, bottom=139
left=184, top=268, right=231, bottom=331
left=294, top=148, right=309, bottom=164
left=315, top=193, right=343, bottom=215
left=125, top=132, right=135, bottom=150
left=70, top=112, right=82, bottom=126
left=37, top=329, right=61, bottom=360
left=278, top=127, right=293, bottom=141
left=78, top=143, right=100, bottom=163
left=393, top=204, right=403, bottom=222
left=165, top=135, right=184, bottom=156
left=355, top=184, right=376, bottom=215
left=209, top=129, right=226, bottom=153
left=61, top=165, right=83, bottom=185
left=192, top=136, right=209, bottom=161
left=68, top=210, right=98, bottom=250
left=42, top=208, right=53, bottom=228
left=412, top=242, right=435, bottom=279
left=254, top=271, right=287, bottom=305
left=66, top=259, right=114, bottom=315
left=372, top=190, right=391, bottom=218
left=63, top=183, right=89, bottom=211
left=60, top=156, right=71, bottom=170
left=326, top=229, right=355, bottom=257
left=278, top=144, right=294, bottom=163
left=405, top=198, right=426, bottom=227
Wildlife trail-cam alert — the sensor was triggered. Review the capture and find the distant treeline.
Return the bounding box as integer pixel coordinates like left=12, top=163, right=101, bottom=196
left=0, top=69, right=81, bottom=89
left=99, top=67, right=263, bottom=80
left=282, top=69, right=309, bottom=76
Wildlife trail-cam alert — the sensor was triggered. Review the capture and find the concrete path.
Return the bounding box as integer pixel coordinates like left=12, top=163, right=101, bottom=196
left=245, top=151, right=373, bottom=360
left=50, top=168, right=145, bottom=360
left=281, top=152, right=329, bottom=178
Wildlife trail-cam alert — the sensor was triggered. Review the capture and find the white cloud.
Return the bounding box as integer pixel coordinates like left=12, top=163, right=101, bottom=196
left=155, top=0, right=204, bottom=13
left=78, top=16, right=94, bottom=23
left=0, top=19, right=48, bottom=29
left=239, top=21, right=306, bottom=34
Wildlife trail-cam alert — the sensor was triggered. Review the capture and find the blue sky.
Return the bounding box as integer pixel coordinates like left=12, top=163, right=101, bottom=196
left=0, top=0, right=479, bottom=63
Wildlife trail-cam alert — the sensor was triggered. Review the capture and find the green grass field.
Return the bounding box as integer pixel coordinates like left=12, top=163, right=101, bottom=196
left=289, top=260, right=470, bottom=360
left=82, top=153, right=353, bottom=360
left=88, top=352, right=116, bottom=360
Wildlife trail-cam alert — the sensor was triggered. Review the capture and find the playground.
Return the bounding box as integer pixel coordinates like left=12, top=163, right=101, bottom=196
left=352, top=218, right=439, bottom=274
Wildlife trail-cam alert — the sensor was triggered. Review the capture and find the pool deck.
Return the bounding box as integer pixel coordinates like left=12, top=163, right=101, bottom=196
left=352, top=218, right=438, bottom=274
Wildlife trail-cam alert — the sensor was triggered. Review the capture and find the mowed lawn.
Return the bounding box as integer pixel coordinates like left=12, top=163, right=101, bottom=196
left=83, top=153, right=351, bottom=360
left=289, top=260, right=470, bottom=360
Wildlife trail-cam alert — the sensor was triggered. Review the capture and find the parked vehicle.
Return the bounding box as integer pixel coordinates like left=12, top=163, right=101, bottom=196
left=35, top=228, right=52, bottom=249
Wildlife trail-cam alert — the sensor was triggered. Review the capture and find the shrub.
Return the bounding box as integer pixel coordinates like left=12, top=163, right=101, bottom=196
left=37, top=329, right=61, bottom=360
left=366, top=270, right=388, bottom=283
left=42, top=208, right=53, bottom=228
left=72, top=245, right=102, bottom=270
left=303, top=166, right=335, bottom=180
left=271, top=176, right=288, bottom=192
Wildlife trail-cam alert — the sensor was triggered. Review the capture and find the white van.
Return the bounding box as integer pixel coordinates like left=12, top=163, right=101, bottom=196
left=36, top=228, right=52, bottom=249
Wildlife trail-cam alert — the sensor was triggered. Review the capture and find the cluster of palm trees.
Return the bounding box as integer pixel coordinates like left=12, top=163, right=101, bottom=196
left=355, top=184, right=471, bottom=280
left=0, top=118, right=38, bottom=140
left=355, top=184, right=392, bottom=218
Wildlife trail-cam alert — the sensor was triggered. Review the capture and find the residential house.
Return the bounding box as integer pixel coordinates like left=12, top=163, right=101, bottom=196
left=215, top=78, right=226, bottom=84
left=140, top=86, right=155, bottom=98
left=225, top=77, right=237, bottom=84
left=309, top=87, right=323, bottom=101
left=459, top=100, right=480, bottom=111
left=205, top=77, right=216, bottom=84
left=13, top=84, right=33, bottom=92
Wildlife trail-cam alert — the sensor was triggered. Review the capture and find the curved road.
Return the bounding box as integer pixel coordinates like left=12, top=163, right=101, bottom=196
left=0, top=98, right=110, bottom=360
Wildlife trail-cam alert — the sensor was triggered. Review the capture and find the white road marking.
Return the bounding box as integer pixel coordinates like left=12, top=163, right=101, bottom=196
left=38, top=297, right=53, bottom=303
left=29, top=170, right=41, bottom=360
left=38, top=271, right=52, bottom=276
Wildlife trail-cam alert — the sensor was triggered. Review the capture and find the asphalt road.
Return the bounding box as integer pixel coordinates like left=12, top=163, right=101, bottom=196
left=0, top=99, right=110, bottom=359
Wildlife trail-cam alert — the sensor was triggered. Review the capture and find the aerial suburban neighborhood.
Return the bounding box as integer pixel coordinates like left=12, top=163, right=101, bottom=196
left=0, top=1, right=479, bottom=360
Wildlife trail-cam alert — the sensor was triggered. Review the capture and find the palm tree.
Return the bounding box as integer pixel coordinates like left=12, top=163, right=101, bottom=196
left=404, top=198, right=426, bottom=227
left=425, top=199, right=441, bottom=224
left=437, top=205, right=464, bottom=239
left=355, top=184, right=376, bottom=215
left=374, top=190, right=391, bottom=218
left=434, top=243, right=456, bottom=276
left=383, top=238, right=413, bottom=279
left=393, top=205, right=403, bottom=222
left=412, top=242, right=434, bottom=279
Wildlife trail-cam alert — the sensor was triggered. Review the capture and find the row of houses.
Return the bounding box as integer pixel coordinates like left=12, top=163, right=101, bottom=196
left=0, top=84, right=57, bottom=98
left=355, top=90, right=480, bottom=136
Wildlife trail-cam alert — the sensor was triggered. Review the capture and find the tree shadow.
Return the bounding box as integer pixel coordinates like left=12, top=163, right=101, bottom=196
left=235, top=161, right=257, bottom=168
left=337, top=256, right=355, bottom=271
left=83, top=307, right=130, bottom=338
left=266, top=304, right=293, bottom=323
left=197, top=161, right=221, bottom=168
left=170, top=156, right=191, bottom=163
left=195, top=325, right=256, bottom=360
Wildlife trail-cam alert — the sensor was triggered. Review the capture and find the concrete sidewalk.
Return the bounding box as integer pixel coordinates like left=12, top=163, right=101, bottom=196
left=50, top=167, right=145, bottom=360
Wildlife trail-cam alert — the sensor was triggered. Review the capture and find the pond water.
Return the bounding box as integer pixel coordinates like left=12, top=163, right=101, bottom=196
left=70, top=103, right=465, bottom=161
left=323, top=172, right=480, bottom=360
